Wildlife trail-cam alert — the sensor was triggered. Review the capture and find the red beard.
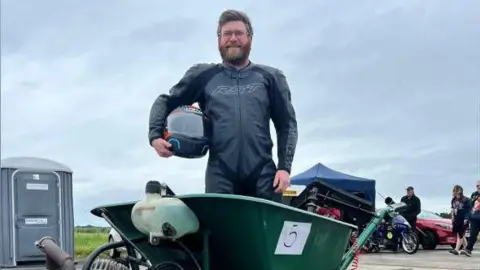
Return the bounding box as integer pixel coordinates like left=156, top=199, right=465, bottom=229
left=219, top=42, right=251, bottom=66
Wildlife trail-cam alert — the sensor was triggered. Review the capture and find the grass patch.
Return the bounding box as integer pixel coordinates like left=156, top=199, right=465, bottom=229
left=73, top=225, right=480, bottom=259
left=74, top=227, right=109, bottom=258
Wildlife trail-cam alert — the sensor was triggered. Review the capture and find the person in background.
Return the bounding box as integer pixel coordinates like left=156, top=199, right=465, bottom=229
left=449, top=185, right=471, bottom=255
left=461, top=180, right=480, bottom=257
left=400, top=186, right=421, bottom=229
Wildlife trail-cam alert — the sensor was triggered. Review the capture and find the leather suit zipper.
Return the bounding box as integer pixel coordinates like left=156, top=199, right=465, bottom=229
left=237, top=73, right=243, bottom=178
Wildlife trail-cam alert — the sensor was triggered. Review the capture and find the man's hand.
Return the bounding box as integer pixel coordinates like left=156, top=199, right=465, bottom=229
left=273, top=170, right=290, bottom=193
left=152, top=138, right=173, bottom=158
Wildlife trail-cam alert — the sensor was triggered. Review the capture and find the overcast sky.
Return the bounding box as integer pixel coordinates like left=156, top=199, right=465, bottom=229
left=1, top=0, right=479, bottom=226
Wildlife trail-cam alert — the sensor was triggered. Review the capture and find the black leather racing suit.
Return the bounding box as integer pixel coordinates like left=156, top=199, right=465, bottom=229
left=148, top=62, right=298, bottom=202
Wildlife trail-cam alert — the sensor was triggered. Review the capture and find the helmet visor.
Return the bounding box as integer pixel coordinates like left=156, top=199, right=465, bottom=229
left=166, top=111, right=205, bottom=138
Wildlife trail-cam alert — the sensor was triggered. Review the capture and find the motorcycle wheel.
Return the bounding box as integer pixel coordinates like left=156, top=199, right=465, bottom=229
left=401, top=231, right=420, bottom=254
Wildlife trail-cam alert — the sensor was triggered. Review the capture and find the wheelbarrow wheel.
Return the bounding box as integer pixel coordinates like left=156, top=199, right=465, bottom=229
left=89, top=258, right=130, bottom=270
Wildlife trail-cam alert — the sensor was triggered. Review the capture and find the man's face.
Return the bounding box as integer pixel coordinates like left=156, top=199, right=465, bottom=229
left=476, top=181, right=480, bottom=192
left=407, top=189, right=413, bottom=197
left=218, top=21, right=251, bottom=66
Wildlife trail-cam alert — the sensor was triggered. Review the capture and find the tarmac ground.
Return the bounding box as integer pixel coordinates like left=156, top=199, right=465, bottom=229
left=5, top=246, right=480, bottom=270
left=356, top=246, right=480, bottom=270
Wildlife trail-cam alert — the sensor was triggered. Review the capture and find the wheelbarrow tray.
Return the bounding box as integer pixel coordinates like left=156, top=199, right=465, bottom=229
left=91, top=193, right=355, bottom=270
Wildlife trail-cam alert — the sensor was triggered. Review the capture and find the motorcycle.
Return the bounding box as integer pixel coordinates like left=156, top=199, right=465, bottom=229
left=365, top=197, right=420, bottom=254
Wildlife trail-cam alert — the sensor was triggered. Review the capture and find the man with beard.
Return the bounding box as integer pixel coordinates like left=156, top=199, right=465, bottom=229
left=148, top=10, right=298, bottom=202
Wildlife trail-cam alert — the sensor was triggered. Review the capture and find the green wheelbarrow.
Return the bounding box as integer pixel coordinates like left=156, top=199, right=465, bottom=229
left=34, top=182, right=407, bottom=270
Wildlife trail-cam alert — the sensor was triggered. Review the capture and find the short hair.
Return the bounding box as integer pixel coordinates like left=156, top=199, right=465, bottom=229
left=217, top=9, right=253, bottom=37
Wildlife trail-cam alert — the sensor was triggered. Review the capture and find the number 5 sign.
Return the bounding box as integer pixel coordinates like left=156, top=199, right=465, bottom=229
left=274, top=221, right=312, bottom=255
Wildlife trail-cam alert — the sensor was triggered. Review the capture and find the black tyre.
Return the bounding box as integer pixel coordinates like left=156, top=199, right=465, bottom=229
left=90, top=258, right=129, bottom=270
left=421, top=230, right=438, bottom=250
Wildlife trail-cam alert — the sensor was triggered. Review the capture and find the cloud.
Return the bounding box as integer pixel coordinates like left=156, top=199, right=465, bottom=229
left=1, top=0, right=479, bottom=225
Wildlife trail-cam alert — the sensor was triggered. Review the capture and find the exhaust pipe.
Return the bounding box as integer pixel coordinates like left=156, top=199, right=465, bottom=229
left=35, top=236, right=75, bottom=270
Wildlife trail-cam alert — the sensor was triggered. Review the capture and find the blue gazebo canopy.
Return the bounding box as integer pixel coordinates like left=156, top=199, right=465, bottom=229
left=291, top=163, right=376, bottom=204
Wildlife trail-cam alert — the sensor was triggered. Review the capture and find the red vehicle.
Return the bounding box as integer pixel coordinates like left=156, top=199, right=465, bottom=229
left=416, top=210, right=458, bottom=250
left=316, top=206, right=342, bottom=220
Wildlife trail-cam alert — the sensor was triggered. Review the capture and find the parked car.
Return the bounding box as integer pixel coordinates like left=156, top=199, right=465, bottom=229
left=108, top=228, right=144, bottom=259
left=108, top=227, right=125, bottom=258
left=416, top=210, right=457, bottom=250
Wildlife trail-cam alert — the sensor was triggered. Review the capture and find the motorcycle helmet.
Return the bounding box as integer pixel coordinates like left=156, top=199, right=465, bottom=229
left=162, top=105, right=209, bottom=159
